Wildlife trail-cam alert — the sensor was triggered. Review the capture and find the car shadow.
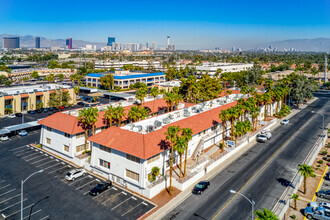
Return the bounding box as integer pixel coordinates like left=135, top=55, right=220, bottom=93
left=277, top=177, right=295, bottom=189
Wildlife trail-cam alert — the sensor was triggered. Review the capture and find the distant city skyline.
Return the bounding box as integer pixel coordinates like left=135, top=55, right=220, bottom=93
left=1, top=0, right=329, bottom=49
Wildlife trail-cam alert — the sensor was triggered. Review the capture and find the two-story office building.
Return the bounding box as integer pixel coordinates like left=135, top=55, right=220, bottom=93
left=0, top=84, right=76, bottom=115
left=85, top=70, right=166, bottom=89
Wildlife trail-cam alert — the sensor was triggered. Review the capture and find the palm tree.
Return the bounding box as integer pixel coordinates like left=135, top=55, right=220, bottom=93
left=165, top=126, right=181, bottom=195
left=227, top=107, right=238, bottom=140
left=70, top=74, right=77, bottom=85
left=254, top=208, right=279, bottom=220
left=219, top=110, right=230, bottom=146
left=240, top=86, right=249, bottom=95
left=78, top=107, right=99, bottom=152
left=173, top=92, right=182, bottom=111
left=250, top=106, right=260, bottom=131
left=164, top=92, right=175, bottom=112
left=128, top=106, right=140, bottom=122
left=298, top=164, right=316, bottom=194
left=174, top=137, right=187, bottom=177
left=74, top=86, right=80, bottom=101
left=150, top=87, right=159, bottom=116
left=274, top=87, right=283, bottom=114
left=263, top=93, right=272, bottom=120
left=104, top=105, right=115, bottom=127
left=136, top=86, right=148, bottom=108
left=113, top=106, right=126, bottom=126
left=182, top=128, right=193, bottom=177
left=235, top=105, right=244, bottom=122
left=291, top=193, right=299, bottom=210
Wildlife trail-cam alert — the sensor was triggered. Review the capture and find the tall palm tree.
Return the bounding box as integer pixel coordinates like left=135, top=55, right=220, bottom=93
left=113, top=106, right=126, bottom=126
left=128, top=106, right=140, bottom=122
left=78, top=107, right=99, bottom=152
left=298, top=164, right=315, bottom=194
left=150, top=87, right=159, bottom=116
left=165, top=126, right=181, bottom=195
left=174, top=137, right=187, bottom=177
left=74, top=86, right=80, bottom=101
left=254, top=208, right=279, bottom=220
left=227, top=107, right=238, bottom=140
left=164, top=92, right=175, bottom=112
left=219, top=110, right=230, bottom=146
left=240, top=86, right=249, bottom=95
left=274, top=87, right=283, bottom=114
left=235, top=105, right=244, bottom=122
left=291, top=193, right=299, bottom=210
left=136, top=86, right=148, bottom=108
left=263, top=93, right=272, bottom=120
left=104, top=105, right=115, bottom=127
left=182, top=128, right=193, bottom=177
left=70, top=74, right=77, bottom=85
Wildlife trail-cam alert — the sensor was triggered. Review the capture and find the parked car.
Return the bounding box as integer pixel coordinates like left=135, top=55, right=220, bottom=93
left=309, top=202, right=330, bottom=210
left=257, top=134, right=268, bottom=143
left=18, top=130, right=28, bottom=136
left=260, top=130, right=272, bottom=139
left=89, top=181, right=112, bottom=196
left=77, top=102, right=84, bottom=106
left=0, top=136, right=9, bottom=141
left=304, top=206, right=330, bottom=219
left=8, top=114, right=15, bottom=118
left=316, top=190, right=330, bottom=199
left=192, top=181, right=210, bottom=194
left=59, top=106, right=65, bottom=110
left=15, top=113, right=23, bottom=117
left=36, top=108, right=43, bottom=113
left=281, top=119, right=289, bottom=125
left=65, top=168, right=86, bottom=181
left=27, top=110, right=36, bottom=114
left=43, top=108, right=49, bottom=113
left=49, top=107, right=54, bottom=111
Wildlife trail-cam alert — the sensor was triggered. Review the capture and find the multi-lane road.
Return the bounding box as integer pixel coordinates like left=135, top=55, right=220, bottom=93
left=165, top=93, right=330, bottom=220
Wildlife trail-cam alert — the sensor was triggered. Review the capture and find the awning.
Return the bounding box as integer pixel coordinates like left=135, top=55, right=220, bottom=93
left=0, top=129, right=10, bottom=136
left=4, top=96, right=13, bottom=100
left=20, top=94, right=29, bottom=98
left=5, top=120, right=42, bottom=132
left=87, top=92, right=104, bottom=97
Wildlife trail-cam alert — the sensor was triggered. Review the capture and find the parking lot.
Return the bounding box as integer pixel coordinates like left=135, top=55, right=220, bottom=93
left=0, top=131, right=156, bottom=219
left=315, top=172, right=330, bottom=204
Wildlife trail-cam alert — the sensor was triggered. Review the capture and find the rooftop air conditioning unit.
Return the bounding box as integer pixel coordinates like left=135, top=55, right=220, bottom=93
left=154, top=120, right=162, bottom=128
left=134, top=125, right=142, bottom=132
left=127, top=124, right=135, bottom=130
left=147, top=125, right=154, bottom=133
left=163, top=118, right=171, bottom=124
left=183, top=110, right=191, bottom=117
left=168, top=114, right=174, bottom=119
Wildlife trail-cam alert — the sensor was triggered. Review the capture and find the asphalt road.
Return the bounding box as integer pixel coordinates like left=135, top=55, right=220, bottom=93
left=0, top=131, right=155, bottom=219
left=164, top=94, right=330, bottom=220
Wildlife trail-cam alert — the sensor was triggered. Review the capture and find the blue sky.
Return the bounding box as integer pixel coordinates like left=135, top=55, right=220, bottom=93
left=1, top=0, right=329, bottom=49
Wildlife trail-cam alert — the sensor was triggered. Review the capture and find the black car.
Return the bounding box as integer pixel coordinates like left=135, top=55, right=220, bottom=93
left=89, top=181, right=112, bottom=196
left=15, top=113, right=23, bottom=117
left=77, top=101, right=84, bottom=106
left=27, top=110, right=36, bottom=114
left=36, top=108, right=43, bottom=113
left=192, top=181, right=210, bottom=194
left=49, top=107, right=54, bottom=111
left=43, top=108, right=49, bottom=113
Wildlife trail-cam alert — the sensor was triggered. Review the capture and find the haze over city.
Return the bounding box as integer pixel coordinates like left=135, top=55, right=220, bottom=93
left=1, top=0, right=330, bottom=49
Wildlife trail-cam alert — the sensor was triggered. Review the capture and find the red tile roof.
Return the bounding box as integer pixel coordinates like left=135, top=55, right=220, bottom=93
left=88, top=101, right=239, bottom=160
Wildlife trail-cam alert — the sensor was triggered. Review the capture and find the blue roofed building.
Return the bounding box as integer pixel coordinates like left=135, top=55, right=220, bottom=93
left=85, top=70, right=166, bottom=89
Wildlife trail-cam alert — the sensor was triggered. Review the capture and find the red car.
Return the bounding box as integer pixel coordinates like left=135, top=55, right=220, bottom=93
left=60, top=106, right=65, bottom=109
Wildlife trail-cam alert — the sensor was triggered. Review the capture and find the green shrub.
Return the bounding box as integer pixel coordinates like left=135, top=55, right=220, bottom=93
left=316, top=168, right=319, bottom=170
left=327, top=143, right=330, bottom=148
left=82, top=150, right=91, bottom=155
left=322, top=150, right=328, bottom=156
left=317, top=164, right=321, bottom=167
left=291, top=215, right=296, bottom=219
left=276, top=105, right=291, bottom=118
left=318, top=160, right=324, bottom=164
left=37, top=144, right=42, bottom=148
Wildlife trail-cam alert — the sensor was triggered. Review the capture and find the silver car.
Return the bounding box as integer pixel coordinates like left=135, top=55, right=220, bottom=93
left=281, top=119, right=289, bottom=125
left=65, top=168, right=86, bottom=181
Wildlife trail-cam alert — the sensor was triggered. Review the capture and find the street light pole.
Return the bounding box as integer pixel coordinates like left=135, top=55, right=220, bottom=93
left=21, top=170, right=43, bottom=220
left=230, top=190, right=255, bottom=220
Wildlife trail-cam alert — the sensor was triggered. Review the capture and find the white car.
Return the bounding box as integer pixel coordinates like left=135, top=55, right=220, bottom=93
left=257, top=134, right=268, bottom=143
left=260, top=130, right=272, bottom=139
left=309, top=202, right=330, bottom=210
left=281, top=119, right=289, bottom=125
left=8, top=114, right=15, bottom=118
left=0, top=136, right=9, bottom=141
left=65, top=168, right=86, bottom=181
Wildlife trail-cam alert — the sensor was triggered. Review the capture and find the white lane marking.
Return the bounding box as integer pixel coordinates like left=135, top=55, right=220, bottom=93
left=76, top=179, right=96, bottom=190
left=122, top=192, right=127, bottom=195
left=131, top=196, right=137, bottom=200
left=23, top=209, right=42, bottom=220
left=48, top=165, right=68, bottom=174
left=34, top=149, right=38, bottom=152
left=142, top=202, right=148, bottom=206
left=111, top=197, right=132, bottom=210
left=0, top=194, right=20, bottom=204
left=96, top=179, right=100, bottom=182
left=16, top=150, right=36, bottom=157
left=113, top=187, right=118, bottom=191
left=9, top=145, right=27, bottom=151
left=36, top=160, right=55, bottom=168
left=0, top=189, right=16, bottom=197
left=84, top=191, right=90, bottom=195
left=30, top=157, right=49, bottom=164
left=5, top=203, right=34, bottom=218
left=0, top=180, right=5, bottom=183
left=21, top=153, right=39, bottom=159
left=0, top=184, right=10, bottom=190
left=40, top=152, right=43, bottom=154
left=39, top=215, right=49, bottom=220
left=43, top=163, right=61, bottom=171
left=68, top=175, right=89, bottom=185
left=0, top=199, right=27, bottom=212
left=25, top=154, right=44, bottom=162
left=122, top=203, right=142, bottom=216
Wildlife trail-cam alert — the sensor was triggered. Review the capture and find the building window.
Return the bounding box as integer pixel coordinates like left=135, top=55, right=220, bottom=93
left=147, top=154, right=160, bottom=164
left=100, top=145, right=111, bottom=153
left=76, top=144, right=84, bottom=153
left=64, top=145, right=69, bottom=152
left=126, top=169, right=139, bottom=182
left=99, top=159, right=110, bottom=169
left=126, top=154, right=140, bottom=163
left=64, top=133, right=70, bottom=138
left=46, top=138, right=51, bottom=145
left=46, top=126, right=52, bottom=132
left=76, top=132, right=84, bottom=139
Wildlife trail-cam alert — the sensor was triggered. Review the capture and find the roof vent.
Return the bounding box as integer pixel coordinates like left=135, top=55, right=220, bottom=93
left=163, top=118, right=170, bottom=124
left=168, top=114, right=174, bottom=119
left=127, top=124, right=135, bottom=130
left=146, top=125, right=154, bottom=133
left=133, top=125, right=142, bottom=132
left=154, top=120, right=162, bottom=128
left=184, top=110, right=190, bottom=117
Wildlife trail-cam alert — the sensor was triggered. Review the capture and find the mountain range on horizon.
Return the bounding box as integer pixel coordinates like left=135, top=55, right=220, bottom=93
left=1, top=34, right=330, bottom=52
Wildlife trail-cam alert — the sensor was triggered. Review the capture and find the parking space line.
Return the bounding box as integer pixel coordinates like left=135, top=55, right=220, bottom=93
left=21, top=153, right=39, bottom=159
left=36, top=160, right=55, bottom=168
left=68, top=176, right=89, bottom=185
left=84, top=191, right=90, bottom=195
left=0, top=180, right=5, bottom=184
left=0, top=199, right=27, bottom=212
left=30, top=157, right=49, bottom=164
left=0, top=194, right=20, bottom=204
left=25, top=155, right=44, bottom=162
left=76, top=178, right=95, bottom=190
left=23, top=209, right=42, bottom=220
left=111, top=197, right=132, bottom=210
left=16, top=150, right=35, bottom=157
left=12, top=149, right=28, bottom=155
left=9, top=145, right=28, bottom=151
left=122, top=203, right=142, bottom=216
left=39, top=215, right=49, bottom=220
left=0, top=184, right=10, bottom=190
left=48, top=165, right=68, bottom=174
left=0, top=189, right=16, bottom=197
left=122, top=192, right=127, bottom=195
left=142, top=202, right=148, bottom=206
left=5, top=203, right=34, bottom=218
left=131, top=196, right=137, bottom=200
left=42, top=163, right=60, bottom=171
left=113, top=187, right=118, bottom=191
